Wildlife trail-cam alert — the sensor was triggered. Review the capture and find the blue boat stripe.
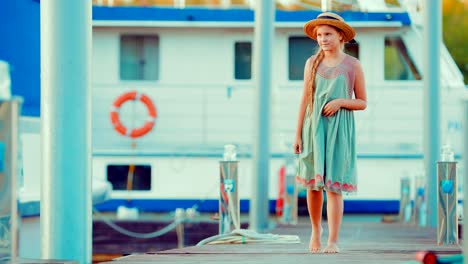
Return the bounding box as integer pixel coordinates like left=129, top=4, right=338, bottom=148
left=93, top=151, right=462, bottom=160
left=22, top=198, right=464, bottom=217
left=93, top=7, right=411, bottom=25
left=93, top=199, right=401, bottom=214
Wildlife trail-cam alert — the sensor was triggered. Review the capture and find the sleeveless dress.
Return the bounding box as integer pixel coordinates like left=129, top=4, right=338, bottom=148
left=296, top=54, right=358, bottom=194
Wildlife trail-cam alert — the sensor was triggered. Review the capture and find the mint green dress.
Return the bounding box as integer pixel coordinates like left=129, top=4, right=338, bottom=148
left=296, top=54, right=358, bottom=194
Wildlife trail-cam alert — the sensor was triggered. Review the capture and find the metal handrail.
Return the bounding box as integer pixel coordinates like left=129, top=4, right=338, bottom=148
left=91, top=0, right=382, bottom=11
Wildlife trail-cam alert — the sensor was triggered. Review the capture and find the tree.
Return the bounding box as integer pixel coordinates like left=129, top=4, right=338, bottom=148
left=443, top=0, right=468, bottom=84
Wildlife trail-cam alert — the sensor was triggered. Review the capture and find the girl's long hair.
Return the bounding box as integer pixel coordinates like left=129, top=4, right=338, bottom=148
left=306, top=26, right=346, bottom=116
left=307, top=49, right=324, bottom=115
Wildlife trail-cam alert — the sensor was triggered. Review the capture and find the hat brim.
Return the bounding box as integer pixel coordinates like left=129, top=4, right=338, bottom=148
left=304, top=19, right=355, bottom=43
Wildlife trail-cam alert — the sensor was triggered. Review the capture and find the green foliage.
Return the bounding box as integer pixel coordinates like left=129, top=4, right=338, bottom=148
left=385, top=0, right=401, bottom=7
left=443, top=0, right=468, bottom=84
left=384, top=46, right=404, bottom=80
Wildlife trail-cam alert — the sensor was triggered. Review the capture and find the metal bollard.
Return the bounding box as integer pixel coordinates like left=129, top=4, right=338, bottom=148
left=399, top=176, right=412, bottom=223
left=174, top=208, right=185, bottom=248
left=282, top=159, right=298, bottom=225
left=219, top=161, right=240, bottom=234
left=437, top=160, right=458, bottom=245
left=219, top=145, right=240, bottom=234
left=413, top=175, right=427, bottom=227
left=0, top=99, right=22, bottom=260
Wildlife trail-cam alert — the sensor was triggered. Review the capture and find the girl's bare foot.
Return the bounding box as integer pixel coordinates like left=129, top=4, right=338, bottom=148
left=309, top=227, right=322, bottom=253
left=323, top=242, right=340, bottom=253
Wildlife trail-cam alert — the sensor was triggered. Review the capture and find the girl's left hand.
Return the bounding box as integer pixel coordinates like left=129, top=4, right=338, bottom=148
left=322, top=99, right=342, bottom=117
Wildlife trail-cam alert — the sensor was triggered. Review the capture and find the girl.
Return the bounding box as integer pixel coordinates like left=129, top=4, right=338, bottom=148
left=294, top=12, right=367, bottom=254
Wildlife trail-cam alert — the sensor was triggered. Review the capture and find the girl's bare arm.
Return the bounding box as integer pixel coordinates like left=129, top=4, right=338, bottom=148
left=295, top=58, right=312, bottom=140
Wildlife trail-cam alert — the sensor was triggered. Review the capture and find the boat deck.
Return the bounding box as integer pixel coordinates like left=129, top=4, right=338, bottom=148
left=102, top=217, right=462, bottom=264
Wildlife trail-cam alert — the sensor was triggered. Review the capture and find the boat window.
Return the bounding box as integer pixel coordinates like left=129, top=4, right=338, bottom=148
left=234, top=42, right=252, bottom=80
left=120, top=35, right=159, bottom=81
left=107, top=164, right=152, bottom=191
left=384, top=36, right=421, bottom=81
left=344, top=41, right=359, bottom=60
left=289, top=37, right=318, bottom=80
left=288, top=37, right=359, bottom=81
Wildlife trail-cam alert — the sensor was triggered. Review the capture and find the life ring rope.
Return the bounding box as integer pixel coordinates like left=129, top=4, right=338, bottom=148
left=110, top=91, right=157, bottom=138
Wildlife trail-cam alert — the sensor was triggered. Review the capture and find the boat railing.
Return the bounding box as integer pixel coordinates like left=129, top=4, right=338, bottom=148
left=93, top=0, right=255, bottom=9
left=91, top=0, right=409, bottom=12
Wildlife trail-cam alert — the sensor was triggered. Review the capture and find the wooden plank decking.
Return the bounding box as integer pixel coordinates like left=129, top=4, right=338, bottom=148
left=104, top=218, right=462, bottom=264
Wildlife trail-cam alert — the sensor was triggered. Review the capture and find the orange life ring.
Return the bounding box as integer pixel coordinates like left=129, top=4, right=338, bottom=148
left=110, top=91, right=157, bottom=138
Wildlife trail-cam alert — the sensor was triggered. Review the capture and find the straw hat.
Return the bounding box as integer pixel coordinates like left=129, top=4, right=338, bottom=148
left=304, top=12, right=355, bottom=43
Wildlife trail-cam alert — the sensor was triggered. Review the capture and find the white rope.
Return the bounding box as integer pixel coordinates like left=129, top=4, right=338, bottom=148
left=93, top=207, right=184, bottom=239
left=135, top=92, right=142, bottom=102
left=146, top=117, right=156, bottom=122
left=196, top=229, right=301, bottom=246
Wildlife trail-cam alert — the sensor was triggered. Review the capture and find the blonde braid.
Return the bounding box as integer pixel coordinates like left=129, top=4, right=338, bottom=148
left=307, top=49, right=324, bottom=116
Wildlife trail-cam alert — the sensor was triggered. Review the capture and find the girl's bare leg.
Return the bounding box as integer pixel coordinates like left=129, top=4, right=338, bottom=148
left=306, top=189, right=323, bottom=253
left=323, top=191, right=343, bottom=253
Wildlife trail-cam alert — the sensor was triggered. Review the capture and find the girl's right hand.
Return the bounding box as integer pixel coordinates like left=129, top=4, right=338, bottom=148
left=293, top=138, right=302, bottom=154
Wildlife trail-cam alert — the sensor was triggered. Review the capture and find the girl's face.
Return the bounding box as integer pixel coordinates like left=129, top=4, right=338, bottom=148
left=316, top=25, right=343, bottom=51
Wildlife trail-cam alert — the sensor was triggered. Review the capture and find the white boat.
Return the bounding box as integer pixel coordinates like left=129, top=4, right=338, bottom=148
left=3, top=0, right=467, bottom=217
left=89, top=0, right=466, bottom=213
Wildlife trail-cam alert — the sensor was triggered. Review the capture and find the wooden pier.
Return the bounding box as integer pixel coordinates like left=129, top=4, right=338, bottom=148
left=100, top=217, right=462, bottom=264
